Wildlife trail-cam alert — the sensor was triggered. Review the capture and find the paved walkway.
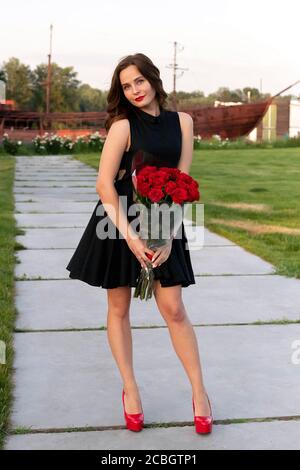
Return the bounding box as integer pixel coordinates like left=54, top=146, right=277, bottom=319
left=5, top=155, right=300, bottom=450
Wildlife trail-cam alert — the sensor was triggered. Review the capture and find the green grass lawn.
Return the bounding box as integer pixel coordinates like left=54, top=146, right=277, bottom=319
left=0, top=156, right=18, bottom=449
left=75, top=147, right=300, bottom=278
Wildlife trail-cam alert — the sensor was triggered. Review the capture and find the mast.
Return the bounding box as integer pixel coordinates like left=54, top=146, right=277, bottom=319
left=166, top=41, right=188, bottom=110
left=46, top=24, right=53, bottom=114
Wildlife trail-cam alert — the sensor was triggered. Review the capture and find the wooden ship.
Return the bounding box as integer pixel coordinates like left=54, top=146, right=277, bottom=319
left=0, top=109, right=107, bottom=141
left=1, top=81, right=299, bottom=142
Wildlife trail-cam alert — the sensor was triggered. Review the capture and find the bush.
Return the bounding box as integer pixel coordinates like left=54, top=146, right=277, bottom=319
left=193, top=134, right=300, bottom=150
left=1, top=132, right=300, bottom=155
left=32, top=132, right=105, bottom=154
left=2, top=134, right=22, bottom=155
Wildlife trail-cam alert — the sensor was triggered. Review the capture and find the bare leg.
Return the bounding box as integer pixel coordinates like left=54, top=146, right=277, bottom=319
left=106, top=286, right=143, bottom=413
left=153, top=280, right=211, bottom=416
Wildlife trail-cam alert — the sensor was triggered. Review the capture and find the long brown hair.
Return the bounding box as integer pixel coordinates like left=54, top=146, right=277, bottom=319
left=105, top=53, right=169, bottom=132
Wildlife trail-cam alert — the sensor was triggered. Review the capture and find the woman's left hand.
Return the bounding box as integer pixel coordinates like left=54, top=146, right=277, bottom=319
left=151, top=240, right=173, bottom=268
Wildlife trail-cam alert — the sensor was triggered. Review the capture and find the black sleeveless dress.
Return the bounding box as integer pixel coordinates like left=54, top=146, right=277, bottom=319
left=66, top=106, right=196, bottom=289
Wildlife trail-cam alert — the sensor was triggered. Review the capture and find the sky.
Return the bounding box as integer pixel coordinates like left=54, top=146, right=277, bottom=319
left=1, top=0, right=299, bottom=97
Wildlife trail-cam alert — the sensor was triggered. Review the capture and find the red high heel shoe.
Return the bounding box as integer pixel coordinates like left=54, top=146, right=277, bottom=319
left=192, top=392, right=213, bottom=434
left=122, top=389, right=144, bottom=432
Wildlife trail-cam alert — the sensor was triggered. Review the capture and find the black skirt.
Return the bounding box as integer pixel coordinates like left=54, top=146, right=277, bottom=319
left=66, top=181, right=196, bottom=289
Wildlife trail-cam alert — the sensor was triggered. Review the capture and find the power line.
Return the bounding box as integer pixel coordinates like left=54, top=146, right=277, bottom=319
left=166, top=41, right=188, bottom=110
left=46, top=24, right=53, bottom=114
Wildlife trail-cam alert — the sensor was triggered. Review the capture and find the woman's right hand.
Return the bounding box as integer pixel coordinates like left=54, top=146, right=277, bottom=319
left=127, top=236, right=155, bottom=269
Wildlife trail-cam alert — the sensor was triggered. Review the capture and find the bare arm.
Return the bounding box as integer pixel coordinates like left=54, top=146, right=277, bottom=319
left=177, top=112, right=194, bottom=175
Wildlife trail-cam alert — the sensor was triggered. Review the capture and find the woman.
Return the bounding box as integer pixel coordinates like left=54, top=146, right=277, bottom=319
left=66, top=53, right=213, bottom=434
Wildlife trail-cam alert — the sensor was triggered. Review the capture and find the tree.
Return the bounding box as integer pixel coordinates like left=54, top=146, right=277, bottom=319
left=30, top=62, right=82, bottom=112
left=3, top=57, right=34, bottom=109
left=208, top=87, right=240, bottom=103
left=78, top=84, right=107, bottom=111
left=242, top=87, right=262, bottom=102
left=0, top=68, right=7, bottom=83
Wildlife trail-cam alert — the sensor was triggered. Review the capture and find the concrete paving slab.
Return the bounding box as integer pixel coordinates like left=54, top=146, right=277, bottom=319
left=16, top=155, right=85, bottom=163
left=16, top=157, right=60, bottom=162
left=15, top=202, right=95, bottom=213
left=190, top=245, right=275, bottom=275
left=7, top=325, right=300, bottom=430
left=15, top=176, right=96, bottom=181
left=14, top=275, right=300, bottom=331
left=16, top=166, right=89, bottom=171
left=14, top=193, right=99, bottom=202
left=14, top=187, right=97, bottom=194
left=16, top=169, right=91, bottom=174
left=16, top=170, right=96, bottom=174
left=16, top=163, right=89, bottom=170
left=16, top=165, right=91, bottom=171
left=16, top=163, right=95, bottom=167
left=16, top=228, right=86, bottom=249
left=16, top=155, right=76, bottom=159
left=16, top=168, right=91, bottom=173
left=5, top=420, right=300, bottom=450
left=14, top=245, right=275, bottom=280
left=15, top=249, right=74, bottom=279
left=15, top=213, right=92, bottom=227
left=16, top=223, right=234, bottom=249
left=15, top=227, right=227, bottom=249
left=14, top=181, right=95, bottom=187
left=15, top=172, right=96, bottom=178
left=200, top=229, right=235, bottom=246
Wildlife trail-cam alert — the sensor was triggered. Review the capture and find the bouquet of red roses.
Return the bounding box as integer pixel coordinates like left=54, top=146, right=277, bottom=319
left=132, top=164, right=200, bottom=300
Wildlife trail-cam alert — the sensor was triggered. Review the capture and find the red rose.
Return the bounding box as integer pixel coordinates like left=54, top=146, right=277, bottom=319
left=152, top=177, right=167, bottom=188
left=147, top=173, right=157, bottom=185
left=171, top=188, right=189, bottom=205
left=177, top=180, right=189, bottom=190
left=155, top=170, right=169, bottom=182
left=164, top=180, right=177, bottom=195
left=187, top=186, right=200, bottom=202
left=148, top=188, right=164, bottom=202
left=160, top=167, right=180, bottom=180
left=137, top=181, right=151, bottom=197
left=159, top=167, right=174, bottom=174
left=134, top=166, right=200, bottom=204
left=137, top=175, right=144, bottom=184
left=138, top=165, right=157, bottom=177
left=178, top=173, right=193, bottom=185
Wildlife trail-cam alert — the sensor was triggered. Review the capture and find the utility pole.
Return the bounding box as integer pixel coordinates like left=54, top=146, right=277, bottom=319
left=166, top=41, right=188, bottom=110
left=46, top=24, right=53, bottom=114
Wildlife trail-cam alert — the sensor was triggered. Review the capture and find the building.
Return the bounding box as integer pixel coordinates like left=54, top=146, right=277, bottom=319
left=248, top=97, right=300, bottom=142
